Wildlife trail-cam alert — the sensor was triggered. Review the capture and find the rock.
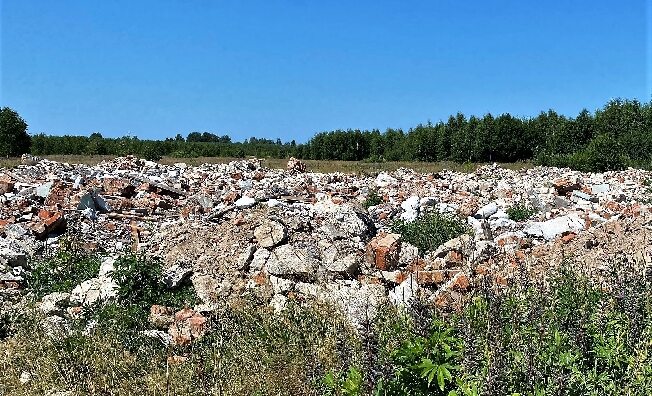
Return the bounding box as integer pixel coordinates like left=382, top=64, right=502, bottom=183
left=168, top=308, right=207, bottom=345
left=320, top=240, right=361, bottom=274
left=389, top=277, right=419, bottom=306
left=0, top=175, right=14, bottom=194
left=70, top=275, right=118, bottom=306
left=401, top=196, right=420, bottom=212
left=365, top=233, right=401, bottom=271
left=475, top=202, right=499, bottom=219
left=254, top=220, right=287, bottom=248
left=398, top=242, right=419, bottom=266
left=162, top=264, right=192, bottom=288
left=269, top=293, right=288, bottom=313
left=524, top=214, right=585, bottom=241
left=314, top=201, right=373, bottom=240
left=269, top=275, right=294, bottom=294
left=286, top=157, right=307, bottom=173
left=249, top=248, right=271, bottom=271
left=321, top=281, right=387, bottom=327
left=149, top=305, right=175, bottom=329
left=237, top=245, right=256, bottom=270
left=39, top=292, right=71, bottom=316
left=0, top=247, right=27, bottom=267
left=591, top=184, right=610, bottom=194
left=235, top=196, right=256, bottom=208
left=141, top=329, right=173, bottom=345
left=375, top=173, right=397, bottom=187
left=571, top=190, right=594, bottom=202
left=266, top=245, right=319, bottom=278
left=197, top=195, right=214, bottom=210
left=433, top=234, right=472, bottom=258
left=36, top=181, right=54, bottom=198
left=192, top=275, right=230, bottom=305
left=42, top=315, right=71, bottom=338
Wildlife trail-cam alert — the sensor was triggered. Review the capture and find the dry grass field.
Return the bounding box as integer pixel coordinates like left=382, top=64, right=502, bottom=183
left=0, top=155, right=533, bottom=174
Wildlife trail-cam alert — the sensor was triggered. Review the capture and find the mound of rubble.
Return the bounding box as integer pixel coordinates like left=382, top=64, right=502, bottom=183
left=1, top=156, right=651, bottom=333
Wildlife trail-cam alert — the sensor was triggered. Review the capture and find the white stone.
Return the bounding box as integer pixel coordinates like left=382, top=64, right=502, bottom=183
left=235, top=196, right=256, bottom=208
left=524, top=214, right=585, bottom=241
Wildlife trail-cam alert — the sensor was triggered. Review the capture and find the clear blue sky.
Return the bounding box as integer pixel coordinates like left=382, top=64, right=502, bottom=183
left=1, top=1, right=650, bottom=142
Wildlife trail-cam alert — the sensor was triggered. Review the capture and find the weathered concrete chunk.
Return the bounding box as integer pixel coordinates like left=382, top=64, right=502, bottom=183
left=254, top=220, right=287, bottom=248
left=39, top=292, right=71, bottom=316
left=266, top=245, right=319, bottom=278
left=524, top=214, right=585, bottom=241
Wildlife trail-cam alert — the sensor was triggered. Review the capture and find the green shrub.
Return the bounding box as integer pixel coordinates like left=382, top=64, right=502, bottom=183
left=27, top=244, right=101, bottom=298
left=363, top=189, right=383, bottom=209
left=391, top=212, right=469, bottom=254
left=111, top=254, right=198, bottom=309
left=323, top=366, right=364, bottom=396
left=506, top=202, right=537, bottom=222
left=378, top=320, right=463, bottom=396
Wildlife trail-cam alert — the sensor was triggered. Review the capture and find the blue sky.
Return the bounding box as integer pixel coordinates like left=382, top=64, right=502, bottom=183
left=1, top=1, right=649, bottom=142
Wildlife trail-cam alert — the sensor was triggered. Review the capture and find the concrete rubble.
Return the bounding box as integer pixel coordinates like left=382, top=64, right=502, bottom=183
left=0, top=156, right=650, bottom=330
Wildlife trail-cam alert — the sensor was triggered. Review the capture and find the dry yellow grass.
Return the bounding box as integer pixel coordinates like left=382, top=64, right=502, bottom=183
left=0, top=155, right=533, bottom=174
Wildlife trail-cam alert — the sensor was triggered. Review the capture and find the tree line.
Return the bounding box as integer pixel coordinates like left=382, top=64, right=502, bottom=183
left=2, top=99, right=651, bottom=172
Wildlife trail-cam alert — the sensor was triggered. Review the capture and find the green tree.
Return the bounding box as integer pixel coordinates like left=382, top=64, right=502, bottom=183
left=0, top=107, right=31, bottom=157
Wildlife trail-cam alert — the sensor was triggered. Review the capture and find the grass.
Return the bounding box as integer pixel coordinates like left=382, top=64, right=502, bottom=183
left=0, top=155, right=534, bottom=174
left=3, top=254, right=651, bottom=395
left=2, top=253, right=652, bottom=395
left=391, top=212, right=470, bottom=255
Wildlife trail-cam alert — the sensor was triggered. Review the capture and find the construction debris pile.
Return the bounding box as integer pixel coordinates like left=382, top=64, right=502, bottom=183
left=1, top=156, right=651, bottom=334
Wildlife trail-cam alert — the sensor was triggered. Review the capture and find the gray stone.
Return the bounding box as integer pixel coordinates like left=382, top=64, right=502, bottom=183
left=70, top=276, right=118, bottom=306
left=269, top=275, right=294, bottom=294
left=36, top=181, right=53, bottom=198
left=237, top=245, right=256, bottom=270
left=475, top=202, right=499, bottom=219
left=321, top=281, right=387, bottom=327
left=39, top=292, right=71, bottom=316
left=0, top=247, right=27, bottom=267
left=389, top=277, right=419, bottom=306
left=197, top=195, right=214, bottom=209
left=254, top=220, right=287, bottom=248
left=250, top=248, right=270, bottom=271
left=162, top=264, right=192, bottom=288
left=591, top=184, right=610, bottom=194
left=266, top=245, right=319, bottom=278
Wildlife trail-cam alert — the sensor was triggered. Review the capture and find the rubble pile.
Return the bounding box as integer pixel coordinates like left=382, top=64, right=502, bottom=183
left=1, top=156, right=651, bottom=332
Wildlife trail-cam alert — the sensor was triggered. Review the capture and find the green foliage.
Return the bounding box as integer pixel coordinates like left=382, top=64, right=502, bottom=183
left=378, top=320, right=463, bottom=396
left=0, top=107, right=31, bottom=157
left=111, top=254, right=198, bottom=309
left=391, top=212, right=469, bottom=254
left=323, top=367, right=364, bottom=396
left=18, top=98, right=652, bottom=172
left=506, top=202, right=537, bottom=222
left=363, top=189, right=383, bottom=209
left=27, top=244, right=101, bottom=299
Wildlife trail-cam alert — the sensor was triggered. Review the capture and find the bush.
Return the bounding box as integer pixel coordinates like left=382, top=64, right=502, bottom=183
left=363, top=189, right=383, bottom=209
left=391, top=212, right=469, bottom=254
left=27, top=243, right=101, bottom=298
left=506, top=202, right=537, bottom=221
left=111, top=254, right=198, bottom=309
